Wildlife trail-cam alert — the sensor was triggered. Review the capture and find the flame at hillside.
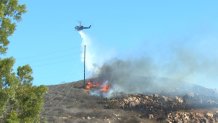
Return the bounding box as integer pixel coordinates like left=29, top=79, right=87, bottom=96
left=85, top=80, right=111, bottom=97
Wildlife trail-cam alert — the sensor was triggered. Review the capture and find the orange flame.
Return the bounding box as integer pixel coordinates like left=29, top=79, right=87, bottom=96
left=100, top=84, right=110, bottom=93
left=85, top=80, right=110, bottom=94
left=86, top=81, right=92, bottom=89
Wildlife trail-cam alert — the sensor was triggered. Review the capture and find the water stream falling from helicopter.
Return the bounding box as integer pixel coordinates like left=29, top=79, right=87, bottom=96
left=79, top=31, right=97, bottom=73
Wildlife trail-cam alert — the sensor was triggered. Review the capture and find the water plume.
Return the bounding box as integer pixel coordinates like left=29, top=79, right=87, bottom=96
left=79, top=31, right=96, bottom=73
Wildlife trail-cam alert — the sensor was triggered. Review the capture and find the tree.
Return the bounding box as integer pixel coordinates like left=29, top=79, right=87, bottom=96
left=0, top=0, right=47, bottom=122
left=0, top=0, right=26, bottom=54
left=17, top=65, right=33, bottom=85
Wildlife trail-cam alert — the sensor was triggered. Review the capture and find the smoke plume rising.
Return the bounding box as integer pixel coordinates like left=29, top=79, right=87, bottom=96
left=92, top=40, right=218, bottom=95
left=79, top=31, right=218, bottom=95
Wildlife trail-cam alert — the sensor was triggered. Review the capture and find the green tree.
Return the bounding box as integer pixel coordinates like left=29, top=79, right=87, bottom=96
left=0, top=0, right=26, bottom=54
left=0, top=0, right=47, bottom=122
left=17, top=65, right=33, bottom=85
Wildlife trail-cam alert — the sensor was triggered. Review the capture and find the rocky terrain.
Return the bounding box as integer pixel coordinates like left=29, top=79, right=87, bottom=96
left=42, top=80, right=218, bottom=123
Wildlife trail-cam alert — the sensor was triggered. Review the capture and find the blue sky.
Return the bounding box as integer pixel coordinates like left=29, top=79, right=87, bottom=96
left=6, top=1, right=218, bottom=88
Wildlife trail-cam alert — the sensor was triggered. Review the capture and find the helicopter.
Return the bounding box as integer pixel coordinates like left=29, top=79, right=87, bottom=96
left=75, top=22, right=91, bottom=31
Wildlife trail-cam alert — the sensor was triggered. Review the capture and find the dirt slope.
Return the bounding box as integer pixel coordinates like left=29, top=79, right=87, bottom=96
left=42, top=81, right=156, bottom=123
left=42, top=81, right=218, bottom=123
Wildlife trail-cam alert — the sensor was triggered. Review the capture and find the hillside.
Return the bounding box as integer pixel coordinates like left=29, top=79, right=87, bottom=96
left=42, top=80, right=218, bottom=123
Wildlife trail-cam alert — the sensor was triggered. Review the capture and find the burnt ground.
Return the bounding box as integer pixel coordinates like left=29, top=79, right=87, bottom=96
left=42, top=81, right=218, bottom=123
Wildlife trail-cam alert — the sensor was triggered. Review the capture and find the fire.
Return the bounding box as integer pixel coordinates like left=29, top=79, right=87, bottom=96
left=85, top=80, right=110, bottom=94
left=101, top=84, right=110, bottom=93
left=85, top=81, right=92, bottom=90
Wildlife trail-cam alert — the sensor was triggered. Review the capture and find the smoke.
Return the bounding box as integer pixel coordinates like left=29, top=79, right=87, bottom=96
left=78, top=30, right=218, bottom=95
left=92, top=36, right=218, bottom=95
left=93, top=58, right=175, bottom=94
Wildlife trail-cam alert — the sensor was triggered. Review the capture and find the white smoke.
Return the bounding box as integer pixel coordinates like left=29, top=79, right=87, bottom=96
left=79, top=31, right=99, bottom=74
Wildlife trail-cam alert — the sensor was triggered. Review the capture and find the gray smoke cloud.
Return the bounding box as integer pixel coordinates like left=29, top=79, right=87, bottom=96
left=92, top=37, right=218, bottom=94
left=93, top=57, right=183, bottom=94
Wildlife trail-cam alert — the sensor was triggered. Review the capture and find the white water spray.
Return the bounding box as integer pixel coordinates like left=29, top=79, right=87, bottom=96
left=79, top=31, right=97, bottom=73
